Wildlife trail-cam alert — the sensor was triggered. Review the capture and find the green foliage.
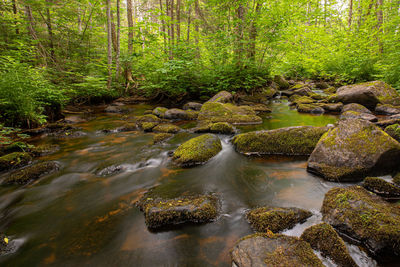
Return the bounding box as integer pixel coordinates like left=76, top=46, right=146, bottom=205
left=70, top=76, right=119, bottom=104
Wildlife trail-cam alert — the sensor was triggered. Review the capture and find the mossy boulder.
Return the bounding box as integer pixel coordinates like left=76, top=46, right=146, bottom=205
left=340, top=110, right=378, bottom=122
left=209, top=122, right=235, bottom=134
left=375, top=118, right=400, bottom=128
left=137, top=194, right=219, bottom=229
left=297, top=103, right=325, bottom=114
left=274, top=75, right=290, bottom=90
left=375, top=104, right=400, bottom=115
left=307, top=119, right=400, bottom=182
left=334, top=81, right=400, bottom=109
left=30, top=144, right=60, bottom=156
left=206, top=91, right=233, bottom=103
left=362, top=177, right=400, bottom=200
left=164, top=108, right=198, bottom=120
left=233, top=126, right=328, bottom=156
left=152, top=133, right=174, bottom=144
left=292, top=87, right=313, bottom=97
left=385, top=124, right=400, bottom=142
left=152, top=107, right=168, bottom=118
left=183, top=102, right=202, bottom=111
left=342, top=103, right=373, bottom=114
left=231, top=233, right=324, bottom=267
left=0, top=152, right=32, bottom=172
left=152, top=123, right=181, bottom=134
left=0, top=142, right=30, bottom=156
left=140, top=122, right=159, bottom=132
left=3, top=161, right=60, bottom=185
left=321, top=186, right=400, bottom=258
left=247, top=104, right=272, bottom=113
left=290, top=95, right=315, bottom=106
left=246, top=206, right=312, bottom=233
left=135, top=114, right=161, bottom=123
left=172, top=134, right=222, bottom=167
left=325, top=87, right=337, bottom=94
left=393, top=173, right=400, bottom=186
left=198, top=102, right=262, bottom=124
left=300, top=223, right=357, bottom=267
left=321, top=102, right=343, bottom=113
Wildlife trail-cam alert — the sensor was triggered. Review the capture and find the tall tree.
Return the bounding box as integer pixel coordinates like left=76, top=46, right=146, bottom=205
left=106, top=0, right=112, bottom=88
left=116, top=0, right=121, bottom=78
left=348, top=0, right=353, bottom=27
left=126, top=0, right=134, bottom=85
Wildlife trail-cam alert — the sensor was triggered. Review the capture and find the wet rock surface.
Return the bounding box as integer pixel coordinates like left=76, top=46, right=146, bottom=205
left=362, top=177, right=400, bottom=200
left=206, top=91, right=233, bottom=103
left=233, top=126, right=328, bottom=156
left=231, top=233, right=324, bottom=267
left=375, top=104, right=400, bottom=115
left=384, top=124, right=400, bottom=142
left=321, top=186, right=400, bottom=259
left=300, top=223, right=358, bottom=267
left=3, top=161, right=60, bottom=185
left=307, top=119, right=400, bottom=182
left=339, top=110, right=378, bottom=122
left=198, top=102, right=262, bottom=124
left=0, top=152, right=32, bottom=172
left=246, top=206, right=312, bottom=233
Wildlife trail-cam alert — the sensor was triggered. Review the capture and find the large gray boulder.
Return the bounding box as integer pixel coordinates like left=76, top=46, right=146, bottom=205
left=307, top=119, right=400, bottom=182
left=206, top=91, right=233, bottom=103
left=231, top=233, right=324, bottom=267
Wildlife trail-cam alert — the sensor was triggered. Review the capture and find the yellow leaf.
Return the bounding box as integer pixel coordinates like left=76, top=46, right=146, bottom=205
left=4, top=237, right=9, bottom=244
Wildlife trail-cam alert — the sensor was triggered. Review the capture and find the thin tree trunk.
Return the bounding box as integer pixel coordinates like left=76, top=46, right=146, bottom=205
left=377, top=0, right=384, bottom=53
left=248, top=1, right=260, bottom=62
left=126, top=0, right=134, bottom=85
left=159, top=0, right=167, bottom=54
left=116, top=0, right=121, bottom=78
left=187, top=2, right=191, bottom=42
left=348, top=0, right=353, bottom=27
left=45, top=0, right=55, bottom=63
left=171, top=0, right=175, bottom=55
left=25, top=5, right=48, bottom=65
left=176, top=0, right=181, bottom=42
left=235, top=3, right=244, bottom=68
left=12, top=0, right=19, bottom=34
left=194, top=0, right=200, bottom=58
left=106, top=0, right=112, bottom=89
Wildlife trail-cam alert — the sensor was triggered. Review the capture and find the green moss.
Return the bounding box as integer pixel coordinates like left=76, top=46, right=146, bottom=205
left=135, top=114, right=161, bottom=123
left=385, top=124, right=400, bottom=142
left=152, top=107, right=168, bottom=118
left=246, top=207, right=312, bottom=233
left=309, top=93, right=326, bottom=101
left=30, top=144, right=60, bottom=156
left=138, top=194, right=219, bottom=229
left=141, top=122, right=159, bottom=131
left=152, top=133, right=174, bottom=144
left=301, top=223, right=357, bottom=267
left=0, top=152, right=32, bottom=171
left=362, top=177, right=400, bottom=198
left=233, top=126, right=327, bottom=155
left=173, top=134, right=222, bottom=167
left=209, top=122, right=235, bottom=134
left=0, top=142, right=31, bottom=156
left=393, top=173, right=400, bottom=186
left=297, top=103, right=324, bottom=114
left=321, top=186, right=400, bottom=256
left=4, top=161, right=60, bottom=185
left=325, top=87, right=337, bottom=94
left=198, top=102, right=262, bottom=124
left=290, top=96, right=315, bottom=106
left=152, top=123, right=181, bottom=133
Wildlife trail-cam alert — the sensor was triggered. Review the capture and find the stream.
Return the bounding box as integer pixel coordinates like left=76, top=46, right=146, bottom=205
left=0, top=101, right=381, bottom=266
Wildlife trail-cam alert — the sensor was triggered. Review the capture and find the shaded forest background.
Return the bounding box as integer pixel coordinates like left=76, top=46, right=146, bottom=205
left=0, top=0, right=400, bottom=127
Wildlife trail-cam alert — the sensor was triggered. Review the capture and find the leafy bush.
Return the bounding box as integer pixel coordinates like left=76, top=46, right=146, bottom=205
left=69, top=76, right=119, bottom=104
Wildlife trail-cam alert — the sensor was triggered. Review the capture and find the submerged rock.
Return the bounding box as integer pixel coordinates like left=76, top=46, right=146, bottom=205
left=96, top=164, right=126, bottom=176
left=172, top=134, right=222, bottom=167
left=233, top=126, right=328, bottom=156
left=104, top=105, right=125, bottom=114
left=198, top=102, right=262, bottom=124
left=137, top=194, right=219, bottom=229
left=153, top=133, right=174, bottom=144
left=332, top=81, right=400, bottom=109
left=375, top=104, right=400, bottom=115
left=321, top=186, right=400, bottom=259
left=206, top=91, right=233, bottom=103
left=183, top=102, right=202, bottom=111
left=362, top=177, right=400, bottom=200
left=384, top=124, right=400, bottom=142
left=30, top=144, right=60, bottom=156
left=231, top=233, right=324, bottom=267
left=307, top=119, right=400, bottom=182
left=152, top=123, right=181, bottom=134
left=4, top=161, right=60, bottom=185
left=246, top=206, right=312, bottom=233
left=300, top=223, right=357, bottom=267
left=340, top=110, right=378, bottom=122
left=0, top=152, right=32, bottom=172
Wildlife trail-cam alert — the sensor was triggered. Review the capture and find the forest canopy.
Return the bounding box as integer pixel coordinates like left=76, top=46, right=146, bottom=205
left=0, top=0, right=399, bottom=127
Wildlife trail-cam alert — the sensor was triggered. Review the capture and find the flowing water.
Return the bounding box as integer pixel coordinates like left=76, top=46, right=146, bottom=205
left=0, top=101, right=380, bottom=266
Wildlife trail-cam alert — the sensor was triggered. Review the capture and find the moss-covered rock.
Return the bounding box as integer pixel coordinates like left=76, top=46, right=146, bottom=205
left=183, top=102, right=202, bottom=111
left=247, top=104, right=272, bottom=113
left=340, top=110, right=378, bottom=122
left=152, top=133, right=174, bottom=144
left=274, top=75, right=290, bottom=90
left=164, top=108, right=198, bottom=120
left=135, top=114, right=161, bottom=123
left=393, top=173, right=400, bottom=186
left=385, top=124, right=400, bottom=142
left=3, top=161, right=60, bottom=185
left=172, top=134, right=222, bottom=167
left=342, top=103, right=372, bottom=114
left=321, top=186, right=400, bottom=258
left=233, top=126, right=328, bottom=156
left=324, top=87, right=337, bottom=94
left=140, top=122, right=159, bottom=132
left=30, top=144, right=60, bottom=156
left=152, top=123, right=181, bottom=134
left=362, top=177, right=400, bottom=199
left=152, top=107, right=168, bottom=118
left=297, top=103, right=325, bottom=114
left=206, top=91, right=233, bottom=103
left=209, top=122, right=235, bottom=134
left=375, top=104, right=400, bottom=115
left=375, top=118, right=400, bottom=128
left=307, top=119, right=400, bottom=182
left=246, top=206, right=312, bottom=233
left=0, top=152, right=32, bottom=172
left=309, top=93, right=326, bottom=101
left=0, top=234, right=14, bottom=256
left=0, top=142, right=30, bottom=156
left=137, top=194, right=219, bottom=229
left=116, top=123, right=137, bottom=132
left=321, top=102, right=343, bottom=113
left=198, top=102, right=262, bottom=124
left=290, top=95, right=315, bottom=106
left=334, top=81, right=400, bottom=109
left=231, top=233, right=324, bottom=267
left=300, top=223, right=357, bottom=267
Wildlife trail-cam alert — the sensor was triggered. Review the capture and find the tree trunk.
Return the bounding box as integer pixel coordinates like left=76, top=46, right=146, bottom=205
left=45, top=0, right=55, bottom=63
left=116, top=0, right=121, bottom=79
left=187, top=2, right=191, bottom=43
left=194, top=0, right=200, bottom=58
left=377, top=0, right=384, bottom=53
left=176, top=0, right=181, bottom=42
left=159, top=0, right=167, bottom=54
left=106, top=0, right=113, bottom=89
left=126, top=0, right=134, bottom=84
left=248, top=1, right=260, bottom=62
left=235, top=3, right=244, bottom=68
left=348, top=0, right=353, bottom=27
left=12, top=0, right=19, bottom=35
left=25, top=5, right=48, bottom=65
